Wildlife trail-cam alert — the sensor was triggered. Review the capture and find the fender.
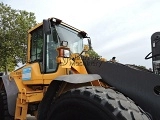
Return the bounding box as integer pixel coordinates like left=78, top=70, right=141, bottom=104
left=55, top=74, right=101, bottom=83
left=2, top=75, right=18, bottom=116
left=38, top=74, right=101, bottom=120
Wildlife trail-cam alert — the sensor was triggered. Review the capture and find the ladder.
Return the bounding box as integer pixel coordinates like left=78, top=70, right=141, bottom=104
left=14, top=89, right=43, bottom=120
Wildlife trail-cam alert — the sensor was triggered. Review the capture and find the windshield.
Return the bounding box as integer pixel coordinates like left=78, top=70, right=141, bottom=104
left=55, top=25, right=83, bottom=53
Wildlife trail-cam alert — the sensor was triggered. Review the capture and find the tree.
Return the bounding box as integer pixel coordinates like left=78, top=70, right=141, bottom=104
left=83, top=44, right=99, bottom=58
left=82, top=44, right=107, bottom=61
left=86, top=49, right=100, bottom=58
left=0, top=2, right=37, bottom=73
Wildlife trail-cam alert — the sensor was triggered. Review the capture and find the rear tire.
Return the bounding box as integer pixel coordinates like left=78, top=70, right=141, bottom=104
left=47, top=86, right=150, bottom=120
left=0, top=91, right=13, bottom=120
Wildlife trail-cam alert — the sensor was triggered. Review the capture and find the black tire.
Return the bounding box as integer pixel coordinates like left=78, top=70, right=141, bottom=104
left=37, top=80, right=63, bottom=120
left=46, top=86, right=150, bottom=120
left=0, top=91, right=13, bottom=120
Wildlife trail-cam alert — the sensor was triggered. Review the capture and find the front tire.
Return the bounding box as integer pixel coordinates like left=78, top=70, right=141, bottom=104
left=47, top=86, right=150, bottom=120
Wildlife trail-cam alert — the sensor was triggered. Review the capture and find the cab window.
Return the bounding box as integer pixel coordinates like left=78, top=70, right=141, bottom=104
left=30, top=26, right=43, bottom=62
left=45, top=28, right=58, bottom=72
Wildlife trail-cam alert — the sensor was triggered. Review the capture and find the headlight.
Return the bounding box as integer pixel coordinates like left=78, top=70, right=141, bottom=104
left=64, top=49, right=70, bottom=58
left=57, top=47, right=70, bottom=58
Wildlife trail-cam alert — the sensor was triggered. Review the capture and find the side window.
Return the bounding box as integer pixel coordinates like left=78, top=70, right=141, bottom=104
left=30, top=27, right=43, bottom=62
left=46, top=28, right=58, bottom=72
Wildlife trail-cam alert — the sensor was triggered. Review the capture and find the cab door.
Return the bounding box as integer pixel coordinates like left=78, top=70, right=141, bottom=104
left=42, top=20, right=66, bottom=84
left=22, top=25, right=43, bottom=84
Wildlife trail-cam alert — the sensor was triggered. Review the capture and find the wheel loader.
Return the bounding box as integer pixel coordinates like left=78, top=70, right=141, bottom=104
left=0, top=17, right=160, bottom=120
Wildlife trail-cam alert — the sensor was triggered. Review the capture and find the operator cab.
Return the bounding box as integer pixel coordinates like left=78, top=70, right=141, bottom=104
left=28, top=17, right=90, bottom=74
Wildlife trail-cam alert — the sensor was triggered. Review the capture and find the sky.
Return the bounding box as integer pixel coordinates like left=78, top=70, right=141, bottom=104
left=2, top=0, right=160, bottom=68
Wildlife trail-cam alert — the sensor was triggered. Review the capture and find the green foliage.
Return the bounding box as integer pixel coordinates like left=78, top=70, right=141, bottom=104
left=0, top=2, right=37, bottom=72
left=137, top=65, right=146, bottom=69
left=132, top=64, right=147, bottom=69
left=86, top=48, right=100, bottom=58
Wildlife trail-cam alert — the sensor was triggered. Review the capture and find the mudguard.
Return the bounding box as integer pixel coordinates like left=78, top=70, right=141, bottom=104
left=38, top=74, right=101, bottom=120
left=2, top=75, right=18, bottom=116
left=55, top=74, right=101, bottom=83
left=83, top=59, right=160, bottom=120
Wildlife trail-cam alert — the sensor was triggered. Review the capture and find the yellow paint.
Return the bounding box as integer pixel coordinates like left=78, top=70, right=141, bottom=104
left=43, top=66, right=66, bottom=84
left=22, top=63, right=43, bottom=85
left=27, top=34, right=31, bottom=63
left=9, top=17, right=104, bottom=120
left=28, top=23, right=43, bottom=33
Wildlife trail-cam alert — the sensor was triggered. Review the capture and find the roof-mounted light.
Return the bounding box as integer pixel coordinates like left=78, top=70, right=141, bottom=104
left=51, top=18, right=62, bottom=25
left=78, top=31, right=87, bottom=38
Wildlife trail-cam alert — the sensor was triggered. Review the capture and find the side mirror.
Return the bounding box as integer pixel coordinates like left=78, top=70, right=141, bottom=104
left=88, top=38, right=92, bottom=50
left=43, top=19, right=51, bottom=34
left=83, top=37, right=92, bottom=51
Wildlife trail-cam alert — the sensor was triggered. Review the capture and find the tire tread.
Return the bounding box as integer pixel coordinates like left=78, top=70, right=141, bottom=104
left=68, top=86, right=150, bottom=120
